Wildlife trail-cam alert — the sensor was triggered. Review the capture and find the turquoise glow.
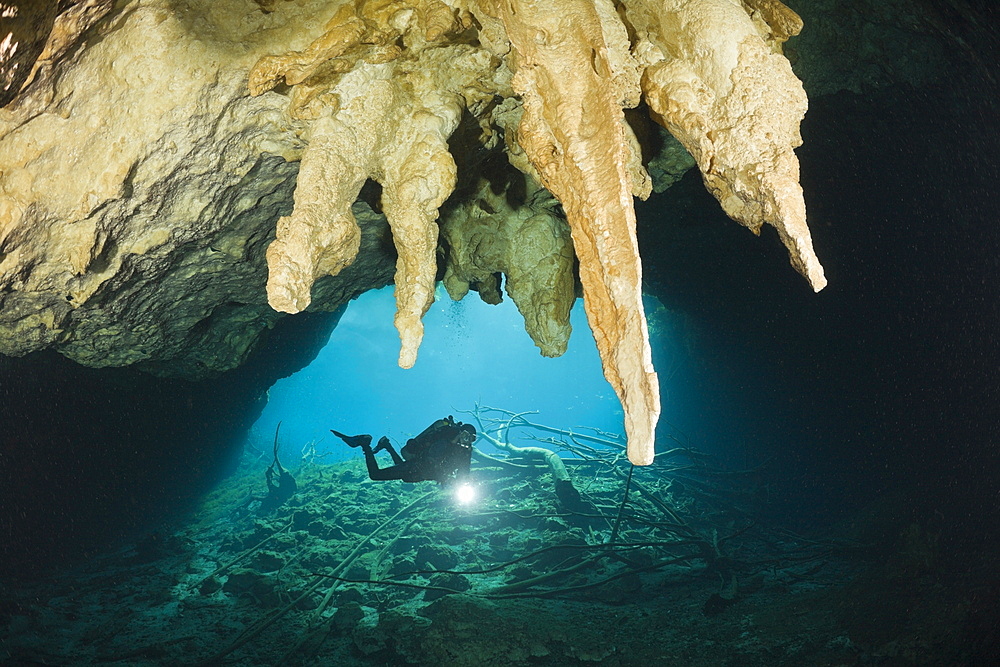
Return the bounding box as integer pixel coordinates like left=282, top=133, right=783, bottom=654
left=252, top=286, right=631, bottom=460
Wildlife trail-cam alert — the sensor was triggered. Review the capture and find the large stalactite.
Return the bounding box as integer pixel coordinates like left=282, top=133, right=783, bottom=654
left=0, top=0, right=825, bottom=464
left=475, top=0, right=663, bottom=463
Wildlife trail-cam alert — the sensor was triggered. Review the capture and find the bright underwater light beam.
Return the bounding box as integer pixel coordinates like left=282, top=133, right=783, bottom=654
left=453, top=482, right=477, bottom=505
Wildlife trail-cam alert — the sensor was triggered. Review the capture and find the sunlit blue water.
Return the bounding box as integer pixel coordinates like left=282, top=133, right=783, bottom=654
left=252, top=286, right=684, bottom=463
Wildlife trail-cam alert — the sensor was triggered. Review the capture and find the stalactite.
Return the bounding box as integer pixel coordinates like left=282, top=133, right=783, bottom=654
left=0, top=0, right=825, bottom=462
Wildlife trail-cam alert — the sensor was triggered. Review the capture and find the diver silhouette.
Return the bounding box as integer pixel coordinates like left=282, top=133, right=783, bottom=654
left=332, top=416, right=475, bottom=485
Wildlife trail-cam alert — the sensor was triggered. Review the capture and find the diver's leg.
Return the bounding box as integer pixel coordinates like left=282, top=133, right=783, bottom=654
left=374, top=437, right=404, bottom=465
left=361, top=443, right=386, bottom=480
left=361, top=443, right=407, bottom=481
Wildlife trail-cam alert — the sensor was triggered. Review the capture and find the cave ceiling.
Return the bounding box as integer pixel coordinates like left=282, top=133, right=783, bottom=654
left=0, top=0, right=952, bottom=463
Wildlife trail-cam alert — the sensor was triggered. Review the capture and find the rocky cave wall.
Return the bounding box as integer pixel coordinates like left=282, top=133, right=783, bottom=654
left=0, top=0, right=956, bottom=463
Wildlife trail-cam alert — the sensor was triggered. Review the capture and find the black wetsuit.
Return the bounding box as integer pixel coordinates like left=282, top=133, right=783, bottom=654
left=333, top=417, right=475, bottom=484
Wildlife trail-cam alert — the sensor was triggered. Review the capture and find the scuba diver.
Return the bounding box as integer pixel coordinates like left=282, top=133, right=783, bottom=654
left=332, top=416, right=475, bottom=485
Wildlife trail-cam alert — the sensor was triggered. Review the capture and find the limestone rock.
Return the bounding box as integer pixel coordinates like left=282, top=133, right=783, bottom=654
left=475, top=0, right=661, bottom=463
left=0, top=0, right=829, bottom=460
left=248, top=3, right=498, bottom=367
left=0, top=0, right=396, bottom=377
left=440, top=169, right=575, bottom=358
left=628, top=0, right=826, bottom=292
left=645, top=124, right=699, bottom=194
left=742, top=0, right=804, bottom=49
left=1, top=0, right=114, bottom=110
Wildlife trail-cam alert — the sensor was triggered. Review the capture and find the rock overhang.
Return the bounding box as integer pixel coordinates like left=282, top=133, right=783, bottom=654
left=0, top=0, right=829, bottom=464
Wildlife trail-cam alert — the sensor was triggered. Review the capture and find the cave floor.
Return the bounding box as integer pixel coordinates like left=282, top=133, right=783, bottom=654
left=0, top=450, right=989, bottom=666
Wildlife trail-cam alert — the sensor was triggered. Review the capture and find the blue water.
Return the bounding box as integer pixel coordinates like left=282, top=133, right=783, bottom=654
left=252, top=286, right=684, bottom=463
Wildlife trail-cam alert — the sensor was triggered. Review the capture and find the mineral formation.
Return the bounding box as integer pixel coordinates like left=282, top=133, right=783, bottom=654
left=0, top=0, right=825, bottom=464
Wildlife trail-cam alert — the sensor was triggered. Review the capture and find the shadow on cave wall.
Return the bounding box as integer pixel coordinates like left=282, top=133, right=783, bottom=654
left=0, top=309, right=343, bottom=576
left=0, top=0, right=59, bottom=108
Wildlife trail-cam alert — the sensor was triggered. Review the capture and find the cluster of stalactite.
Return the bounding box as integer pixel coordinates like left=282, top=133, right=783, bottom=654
left=249, top=0, right=825, bottom=464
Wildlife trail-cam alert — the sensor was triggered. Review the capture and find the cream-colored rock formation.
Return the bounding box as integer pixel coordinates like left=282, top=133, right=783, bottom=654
left=0, top=0, right=825, bottom=464
left=628, top=0, right=826, bottom=291
left=440, top=169, right=575, bottom=358
left=474, top=0, right=663, bottom=463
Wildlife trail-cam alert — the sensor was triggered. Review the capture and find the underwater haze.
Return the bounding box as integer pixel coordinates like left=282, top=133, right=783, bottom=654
left=251, top=286, right=686, bottom=463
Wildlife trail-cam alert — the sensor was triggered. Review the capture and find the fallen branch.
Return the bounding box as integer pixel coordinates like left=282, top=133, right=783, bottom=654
left=197, top=490, right=435, bottom=666
left=192, top=521, right=292, bottom=590
left=467, top=405, right=586, bottom=510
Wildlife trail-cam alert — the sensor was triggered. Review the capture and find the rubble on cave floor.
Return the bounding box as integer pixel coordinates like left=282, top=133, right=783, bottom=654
left=0, top=417, right=984, bottom=666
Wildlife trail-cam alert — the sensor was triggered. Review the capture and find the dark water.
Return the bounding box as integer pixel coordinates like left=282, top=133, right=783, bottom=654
left=634, top=78, right=1000, bottom=531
